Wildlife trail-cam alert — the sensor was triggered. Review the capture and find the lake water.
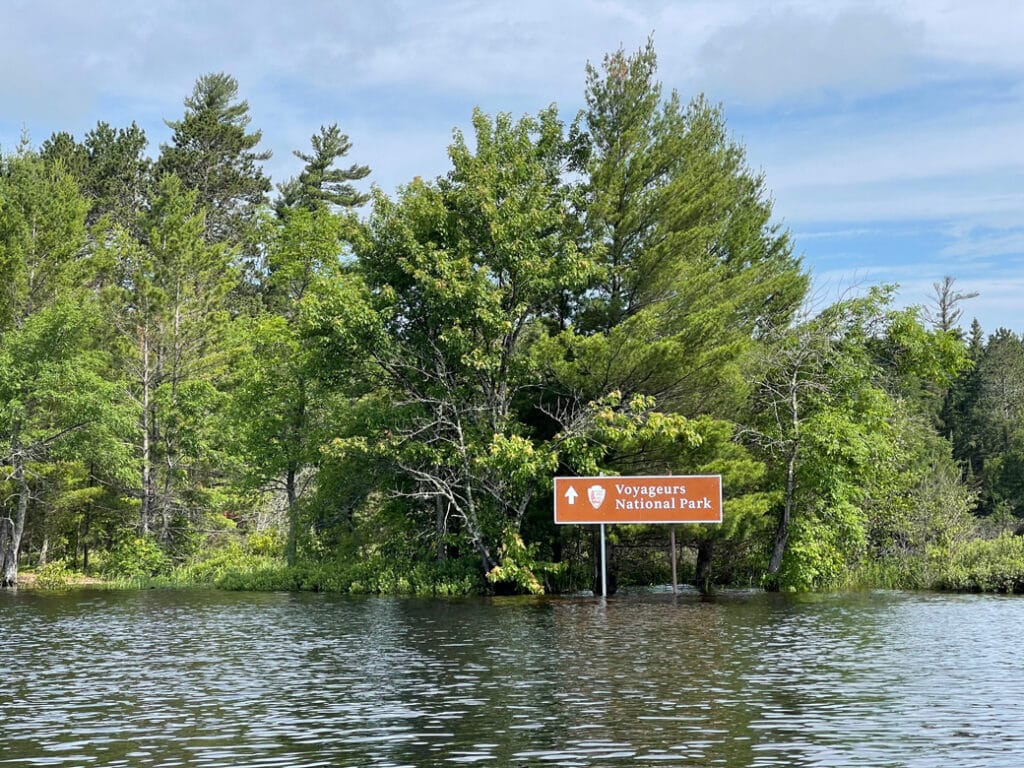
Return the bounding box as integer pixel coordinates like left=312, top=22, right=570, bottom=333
left=3, top=587, right=1024, bottom=767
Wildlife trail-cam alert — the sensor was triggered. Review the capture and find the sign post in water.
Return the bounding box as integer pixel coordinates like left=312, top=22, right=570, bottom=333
left=554, top=475, right=723, bottom=595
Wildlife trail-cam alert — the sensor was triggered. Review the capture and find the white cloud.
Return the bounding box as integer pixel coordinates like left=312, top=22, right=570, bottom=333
left=765, top=115, right=1024, bottom=191
left=695, top=6, right=924, bottom=105
left=907, top=0, right=1024, bottom=71
left=791, top=187, right=1023, bottom=228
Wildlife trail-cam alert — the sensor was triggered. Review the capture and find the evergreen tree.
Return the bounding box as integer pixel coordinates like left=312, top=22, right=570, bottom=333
left=38, top=131, right=89, bottom=181
left=42, top=122, right=152, bottom=231
left=276, top=124, right=370, bottom=216
left=580, top=40, right=805, bottom=337
left=572, top=40, right=807, bottom=418
left=80, top=122, right=151, bottom=230
left=956, top=329, right=1024, bottom=518
left=156, top=73, right=271, bottom=247
left=99, top=174, right=240, bottom=543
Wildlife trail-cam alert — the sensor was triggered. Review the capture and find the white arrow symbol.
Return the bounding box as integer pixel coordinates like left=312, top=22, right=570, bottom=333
left=564, top=486, right=578, bottom=505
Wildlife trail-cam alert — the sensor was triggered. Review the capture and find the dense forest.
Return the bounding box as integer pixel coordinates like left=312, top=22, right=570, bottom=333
left=1, top=43, right=1022, bottom=594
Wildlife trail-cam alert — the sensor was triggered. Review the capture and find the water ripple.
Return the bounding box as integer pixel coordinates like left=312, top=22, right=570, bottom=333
left=4, top=589, right=1024, bottom=766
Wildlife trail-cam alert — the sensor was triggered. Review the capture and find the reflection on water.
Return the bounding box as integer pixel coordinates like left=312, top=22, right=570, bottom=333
left=2, top=588, right=1024, bottom=766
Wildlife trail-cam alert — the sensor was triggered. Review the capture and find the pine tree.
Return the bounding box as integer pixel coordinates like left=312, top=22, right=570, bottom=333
left=275, top=124, right=370, bottom=216
left=576, top=40, right=807, bottom=416
left=41, top=123, right=152, bottom=234
left=156, top=73, right=271, bottom=246
left=99, top=174, right=240, bottom=542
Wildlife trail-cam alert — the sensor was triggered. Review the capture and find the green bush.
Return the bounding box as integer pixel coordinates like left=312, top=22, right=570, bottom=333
left=113, top=529, right=488, bottom=596
left=204, top=553, right=485, bottom=596
left=172, top=541, right=277, bottom=585
left=105, top=537, right=171, bottom=579
left=938, top=533, right=1024, bottom=593
left=246, top=531, right=283, bottom=557
left=35, top=560, right=73, bottom=590
left=214, top=564, right=298, bottom=591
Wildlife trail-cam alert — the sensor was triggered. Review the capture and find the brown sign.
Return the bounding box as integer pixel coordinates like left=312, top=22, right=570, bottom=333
left=554, top=475, right=722, bottom=524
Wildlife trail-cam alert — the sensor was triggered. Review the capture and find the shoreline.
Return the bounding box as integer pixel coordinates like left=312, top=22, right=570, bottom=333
left=11, top=572, right=109, bottom=589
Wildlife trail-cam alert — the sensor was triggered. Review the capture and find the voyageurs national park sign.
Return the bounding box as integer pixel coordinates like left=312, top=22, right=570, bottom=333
left=553, top=475, right=722, bottom=525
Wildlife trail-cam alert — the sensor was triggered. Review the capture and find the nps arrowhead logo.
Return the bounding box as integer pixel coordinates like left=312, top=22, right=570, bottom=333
left=587, top=485, right=606, bottom=509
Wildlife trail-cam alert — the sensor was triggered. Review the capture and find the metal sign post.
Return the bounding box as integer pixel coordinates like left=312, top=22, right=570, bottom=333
left=600, top=523, right=607, bottom=598
left=554, top=475, right=723, bottom=596
left=670, top=525, right=678, bottom=595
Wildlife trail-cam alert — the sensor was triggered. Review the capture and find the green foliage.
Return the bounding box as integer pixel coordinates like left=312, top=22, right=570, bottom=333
left=158, top=538, right=485, bottom=596
left=95, top=172, right=244, bottom=542
left=170, top=540, right=277, bottom=585
left=947, top=328, right=1024, bottom=518
left=0, top=144, right=89, bottom=326
left=0, top=48, right=1005, bottom=596
left=751, top=287, right=977, bottom=591
left=939, top=533, right=1024, bottom=593
left=246, top=530, right=283, bottom=557
left=777, top=502, right=866, bottom=591
left=41, top=121, right=151, bottom=230
left=578, top=39, right=806, bottom=413
left=34, top=559, right=73, bottom=590
left=552, top=391, right=700, bottom=476
left=312, top=106, right=596, bottom=574
left=156, top=72, right=271, bottom=246
left=276, top=123, right=370, bottom=214
left=485, top=531, right=557, bottom=595
left=325, top=554, right=485, bottom=596
left=229, top=206, right=354, bottom=563
left=105, top=537, right=171, bottom=579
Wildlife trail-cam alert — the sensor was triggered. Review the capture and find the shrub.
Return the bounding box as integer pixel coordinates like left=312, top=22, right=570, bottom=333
left=246, top=531, right=283, bottom=557
left=938, top=533, right=1024, bottom=593
left=35, top=560, right=73, bottom=590
left=105, top=537, right=171, bottom=579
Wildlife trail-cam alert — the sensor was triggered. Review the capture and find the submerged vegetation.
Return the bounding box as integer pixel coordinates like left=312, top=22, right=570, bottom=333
left=3, top=42, right=1023, bottom=595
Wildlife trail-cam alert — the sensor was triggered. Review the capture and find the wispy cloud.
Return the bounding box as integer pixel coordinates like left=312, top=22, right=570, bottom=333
left=940, top=228, right=1024, bottom=261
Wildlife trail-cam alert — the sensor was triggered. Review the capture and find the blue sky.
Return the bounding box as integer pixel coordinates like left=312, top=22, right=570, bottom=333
left=2, top=0, right=1022, bottom=333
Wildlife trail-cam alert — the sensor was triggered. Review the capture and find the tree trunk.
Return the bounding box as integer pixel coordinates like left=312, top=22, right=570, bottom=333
left=0, top=517, right=16, bottom=588
left=285, top=465, right=298, bottom=567
left=767, top=374, right=801, bottom=586
left=160, top=458, right=173, bottom=544
left=767, top=447, right=798, bottom=583
left=82, top=506, right=92, bottom=572
left=80, top=473, right=94, bottom=572
left=284, top=382, right=307, bottom=568
left=38, top=534, right=49, bottom=568
left=435, top=494, right=448, bottom=561
left=2, top=452, right=30, bottom=587
left=140, top=326, right=152, bottom=536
